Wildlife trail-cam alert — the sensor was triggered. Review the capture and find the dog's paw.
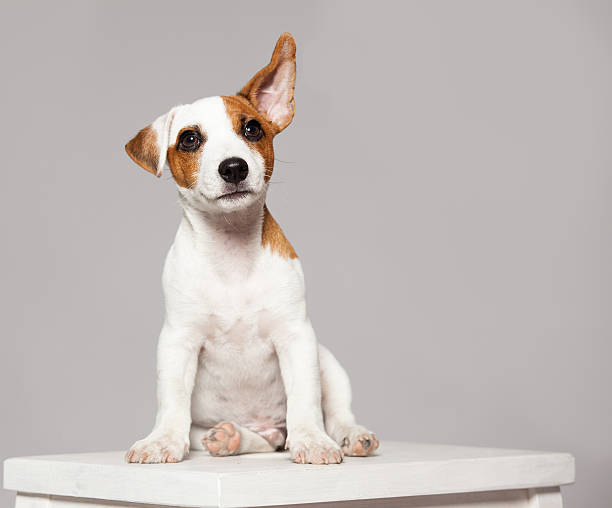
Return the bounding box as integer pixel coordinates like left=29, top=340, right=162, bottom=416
left=126, top=432, right=189, bottom=464
left=203, top=422, right=241, bottom=457
left=340, top=427, right=379, bottom=456
left=288, top=431, right=343, bottom=465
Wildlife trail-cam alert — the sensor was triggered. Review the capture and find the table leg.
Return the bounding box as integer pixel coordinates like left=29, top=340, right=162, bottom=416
left=528, top=487, right=563, bottom=508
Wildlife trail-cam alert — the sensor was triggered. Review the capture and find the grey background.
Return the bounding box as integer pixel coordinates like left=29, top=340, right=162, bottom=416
left=0, top=1, right=610, bottom=506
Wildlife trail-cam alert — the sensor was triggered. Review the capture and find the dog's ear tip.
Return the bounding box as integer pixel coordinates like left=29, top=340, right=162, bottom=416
left=276, top=32, right=296, bottom=56
left=125, top=137, right=138, bottom=155
left=125, top=128, right=162, bottom=177
left=278, top=32, right=295, bottom=42
left=124, top=141, right=135, bottom=160
left=124, top=140, right=138, bottom=162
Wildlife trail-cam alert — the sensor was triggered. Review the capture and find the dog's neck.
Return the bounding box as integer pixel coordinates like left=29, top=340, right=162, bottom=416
left=178, top=197, right=267, bottom=278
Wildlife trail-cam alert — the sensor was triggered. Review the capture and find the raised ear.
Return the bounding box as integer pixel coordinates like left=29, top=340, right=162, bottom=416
left=238, top=33, right=296, bottom=133
left=125, top=109, right=175, bottom=177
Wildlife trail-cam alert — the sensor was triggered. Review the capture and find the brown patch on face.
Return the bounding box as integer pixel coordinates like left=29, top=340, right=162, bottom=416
left=262, top=206, right=297, bottom=259
left=166, top=125, right=206, bottom=188
left=222, top=95, right=276, bottom=181
left=125, top=125, right=160, bottom=176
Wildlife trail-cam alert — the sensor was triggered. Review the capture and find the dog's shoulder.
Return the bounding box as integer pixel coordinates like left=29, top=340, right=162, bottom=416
left=261, top=206, right=297, bottom=260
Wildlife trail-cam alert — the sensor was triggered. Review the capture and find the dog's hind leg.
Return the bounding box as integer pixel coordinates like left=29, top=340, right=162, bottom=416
left=318, top=344, right=380, bottom=456
left=193, top=422, right=278, bottom=456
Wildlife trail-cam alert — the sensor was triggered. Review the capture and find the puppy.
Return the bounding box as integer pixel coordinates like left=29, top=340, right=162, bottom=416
left=124, top=33, right=378, bottom=465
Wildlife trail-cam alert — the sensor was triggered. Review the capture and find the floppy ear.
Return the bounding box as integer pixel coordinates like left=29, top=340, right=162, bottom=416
left=238, top=33, right=296, bottom=133
left=125, top=109, right=175, bottom=177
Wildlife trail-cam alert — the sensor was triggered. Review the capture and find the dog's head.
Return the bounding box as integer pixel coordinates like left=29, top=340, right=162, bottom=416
left=125, top=33, right=296, bottom=213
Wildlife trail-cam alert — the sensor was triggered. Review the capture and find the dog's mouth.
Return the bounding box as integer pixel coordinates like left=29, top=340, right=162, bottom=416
left=216, top=190, right=252, bottom=201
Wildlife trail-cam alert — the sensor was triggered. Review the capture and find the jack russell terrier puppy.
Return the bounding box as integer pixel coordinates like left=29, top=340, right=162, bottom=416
left=124, top=33, right=378, bottom=465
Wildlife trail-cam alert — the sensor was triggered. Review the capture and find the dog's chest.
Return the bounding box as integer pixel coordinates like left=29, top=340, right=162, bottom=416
left=193, top=266, right=284, bottom=375
left=189, top=265, right=296, bottom=428
left=167, top=235, right=303, bottom=338
left=167, top=228, right=303, bottom=428
left=191, top=292, right=288, bottom=429
left=191, top=265, right=286, bottom=340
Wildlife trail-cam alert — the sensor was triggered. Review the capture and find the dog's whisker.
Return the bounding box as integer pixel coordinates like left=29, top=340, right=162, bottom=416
left=222, top=214, right=241, bottom=232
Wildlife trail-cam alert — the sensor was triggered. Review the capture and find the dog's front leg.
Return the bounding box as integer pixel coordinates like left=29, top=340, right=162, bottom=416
left=126, top=322, right=200, bottom=463
left=273, top=319, right=343, bottom=464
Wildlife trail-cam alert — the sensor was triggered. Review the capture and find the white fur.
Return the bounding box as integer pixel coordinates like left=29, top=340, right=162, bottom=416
left=126, top=96, right=376, bottom=465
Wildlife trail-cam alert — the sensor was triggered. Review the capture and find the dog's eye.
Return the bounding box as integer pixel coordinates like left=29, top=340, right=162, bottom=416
left=178, top=130, right=202, bottom=151
left=243, top=120, right=263, bottom=141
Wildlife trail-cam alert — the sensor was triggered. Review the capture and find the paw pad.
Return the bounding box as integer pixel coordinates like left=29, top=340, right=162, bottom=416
left=203, top=422, right=241, bottom=456
left=341, top=432, right=379, bottom=456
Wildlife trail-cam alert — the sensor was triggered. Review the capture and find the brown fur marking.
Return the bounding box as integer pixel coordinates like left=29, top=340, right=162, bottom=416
left=238, top=32, right=296, bottom=133
left=125, top=125, right=160, bottom=176
left=166, top=125, right=206, bottom=189
left=262, top=206, right=297, bottom=259
left=222, top=95, right=276, bottom=181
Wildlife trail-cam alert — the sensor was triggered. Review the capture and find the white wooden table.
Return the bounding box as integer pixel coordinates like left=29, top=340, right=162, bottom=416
left=3, top=441, right=574, bottom=508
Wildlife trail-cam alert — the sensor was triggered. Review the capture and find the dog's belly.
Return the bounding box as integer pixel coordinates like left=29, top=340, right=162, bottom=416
left=190, top=330, right=287, bottom=432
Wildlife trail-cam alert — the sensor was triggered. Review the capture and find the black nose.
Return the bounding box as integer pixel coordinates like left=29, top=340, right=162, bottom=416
left=218, top=157, right=248, bottom=184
